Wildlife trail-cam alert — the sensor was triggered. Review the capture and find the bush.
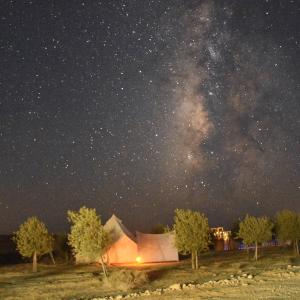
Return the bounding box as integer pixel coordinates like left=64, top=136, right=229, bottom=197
left=103, top=269, right=149, bottom=291
left=290, top=257, right=300, bottom=266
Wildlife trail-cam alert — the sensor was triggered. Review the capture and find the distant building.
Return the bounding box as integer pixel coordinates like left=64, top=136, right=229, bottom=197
left=210, top=227, right=232, bottom=251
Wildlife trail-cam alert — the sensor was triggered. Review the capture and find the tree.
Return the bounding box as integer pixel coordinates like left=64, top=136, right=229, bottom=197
left=275, top=210, right=300, bottom=255
left=54, top=234, right=71, bottom=263
left=150, top=223, right=167, bottom=234
left=230, top=218, right=242, bottom=239
left=13, top=216, right=54, bottom=272
left=173, top=209, right=210, bottom=269
left=238, top=215, right=273, bottom=260
left=67, top=206, right=110, bottom=277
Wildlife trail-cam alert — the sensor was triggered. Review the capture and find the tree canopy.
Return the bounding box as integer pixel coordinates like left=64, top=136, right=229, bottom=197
left=68, top=206, right=110, bottom=276
left=13, top=216, right=53, bottom=272
left=150, top=223, right=166, bottom=234
left=238, top=215, right=273, bottom=260
left=173, top=208, right=210, bottom=269
left=275, top=210, right=300, bottom=255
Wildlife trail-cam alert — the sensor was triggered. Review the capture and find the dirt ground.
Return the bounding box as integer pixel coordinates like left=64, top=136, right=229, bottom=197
left=0, top=248, right=300, bottom=299
left=146, top=267, right=300, bottom=299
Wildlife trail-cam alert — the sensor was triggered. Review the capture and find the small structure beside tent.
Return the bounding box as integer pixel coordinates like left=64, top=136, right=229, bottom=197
left=136, top=231, right=178, bottom=263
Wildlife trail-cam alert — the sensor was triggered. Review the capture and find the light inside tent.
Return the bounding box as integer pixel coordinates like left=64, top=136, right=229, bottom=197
left=136, top=256, right=142, bottom=263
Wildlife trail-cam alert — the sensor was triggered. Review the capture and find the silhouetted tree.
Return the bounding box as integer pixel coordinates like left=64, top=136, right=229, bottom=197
left=275, top=210, right=300, bottom=255
left=150, top=223, right=167, bottom=234
left=230, top=218, right=242, bottom=239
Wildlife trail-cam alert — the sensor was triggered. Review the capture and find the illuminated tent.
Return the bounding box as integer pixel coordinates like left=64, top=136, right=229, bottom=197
left=136, top=231, right=179, bottom=263
left=104, top=214, right=138, bottom=264
left=76, top=215, right=178, bottom=264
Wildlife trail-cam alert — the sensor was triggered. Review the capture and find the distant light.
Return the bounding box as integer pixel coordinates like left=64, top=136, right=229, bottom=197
left=187, top=153, right=193, bottom=160
left=136, top=256, right=142, bottom=263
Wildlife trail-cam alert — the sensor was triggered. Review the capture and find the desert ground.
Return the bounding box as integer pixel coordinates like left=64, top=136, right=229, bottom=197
left=0, top=247, right=300, bottom=300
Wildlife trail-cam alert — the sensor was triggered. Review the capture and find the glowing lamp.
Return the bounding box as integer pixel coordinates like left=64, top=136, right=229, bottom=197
left=136, top=256, right=142, bottom=263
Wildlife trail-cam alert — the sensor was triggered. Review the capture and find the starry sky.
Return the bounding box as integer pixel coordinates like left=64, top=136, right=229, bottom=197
left=1, top=0, right=299, bottom=234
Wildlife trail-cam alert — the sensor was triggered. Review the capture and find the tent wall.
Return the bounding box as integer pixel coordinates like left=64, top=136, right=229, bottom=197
left=106, top=235, right=137, bottom=264
left=136, top=232, right=179, bottom=263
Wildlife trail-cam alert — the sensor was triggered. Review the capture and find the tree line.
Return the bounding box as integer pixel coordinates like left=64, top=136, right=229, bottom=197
left=11, top=207, right=300, bottom=273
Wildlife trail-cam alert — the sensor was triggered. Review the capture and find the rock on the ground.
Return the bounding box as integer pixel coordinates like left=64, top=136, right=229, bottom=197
left=152, top=289, right=162, bottom=295
left=169, top=283, right=182, bottom=290
left=142, top=290, right=150, bottom=296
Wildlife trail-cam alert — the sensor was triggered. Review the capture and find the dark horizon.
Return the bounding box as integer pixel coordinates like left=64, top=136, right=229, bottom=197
left=1, top=0, right=299, bottom=234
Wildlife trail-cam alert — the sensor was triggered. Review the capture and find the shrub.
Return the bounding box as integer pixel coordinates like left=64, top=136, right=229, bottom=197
left=103, top=269, right=149, bottom=291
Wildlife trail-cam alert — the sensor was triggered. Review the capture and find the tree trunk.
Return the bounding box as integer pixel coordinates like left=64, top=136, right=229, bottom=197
left=295, top=240, right=299, bottom=255
left=65, top=251, right=69, bottom=264
left=245, top=245, right=250, bottom=260
left=100, top=256, right=108, bottom=277
left=49, top=251, right=56, bottom=265
left=33, top=251, right=37, bottom=272
left=191, top=251, right=195, bottom=269
left=254, top=242, right=258, bottom=261
left=195, top=250, right=198, bottom=270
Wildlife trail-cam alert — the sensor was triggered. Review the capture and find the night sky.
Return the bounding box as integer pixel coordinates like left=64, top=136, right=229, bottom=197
left=1, top=0, right=299, bottom=234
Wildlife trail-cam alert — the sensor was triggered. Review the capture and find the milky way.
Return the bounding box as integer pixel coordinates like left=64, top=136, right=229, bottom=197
left=0, top=0, right=299, bottom=233
left=160, top=1, right=300, bottom=220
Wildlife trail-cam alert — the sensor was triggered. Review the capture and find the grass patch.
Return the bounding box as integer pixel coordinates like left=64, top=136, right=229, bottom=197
left=0, top=247, right=298, bottom=299
left=290, top=257, right=300, bottom=266
left=103, top=269, right=149, bottom=292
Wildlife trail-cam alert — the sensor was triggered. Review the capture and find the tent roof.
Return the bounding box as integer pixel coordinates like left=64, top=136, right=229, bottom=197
left=104, top=214, right=136, bottom=243
left=136, top=231, right=176, bottom=241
